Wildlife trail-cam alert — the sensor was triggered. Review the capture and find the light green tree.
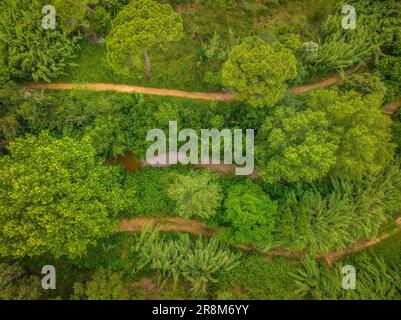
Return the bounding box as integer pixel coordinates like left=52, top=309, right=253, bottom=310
left=222, top=36, right=297, bottom=108
left=308, top=90, right=395, bottom=181
left=54, top=0, right=97, bottom=33
left=256, top=107, right=337, bottom=183
left=105, top=0, right=183, bottom=79
left=0, top=132, right=124, bottom=258
left=167, top=171, right=222, bottom=220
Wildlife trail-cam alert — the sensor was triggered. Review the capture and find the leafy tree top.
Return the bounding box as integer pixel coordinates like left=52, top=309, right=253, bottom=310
left=256, top=89, right=395, bottom=183
left=221, top=180, right=277, bottom=245
left=222, top=36, right=297, bottom=108
left=106, top=0, right=183, bottom=74
left=167, top=170, right=222, bottom=220
left=0, top=132, right=124, bottom=258
left=256, top=106, right=337, bottom=183
left=308, top=89, right=395, bottom=181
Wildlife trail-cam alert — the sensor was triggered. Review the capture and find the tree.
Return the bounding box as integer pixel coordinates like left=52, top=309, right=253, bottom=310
left=0, top=0, right=78, bottom=82
left=221, top=36, right=297, bottom=108
left=256, top=107, right=337, bottom=183
left=54, top=0, right=112, bottom=40
left=105, top=0, right=183, bottom=79
left=0, top=263, right=43, bottom=300
left=257, top=89, right=395, bottom=183
left=0, top=132, right=124, bottom=258
left=167, top=171, right=222, bottom=220
left=308, top=90, right=395, bottom=181
left=220, top=180, right=277, bottom=246
left=72, top=268, right=130, bottom=300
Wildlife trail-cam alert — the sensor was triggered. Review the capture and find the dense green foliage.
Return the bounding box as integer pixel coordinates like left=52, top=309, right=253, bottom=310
left=222, top=36, right=297, bottom=108
left=219, top=180, right=277, bottom=246
left=2, top=0, right=401, bottom=301
left=0, top=132, right=124, bottom=258
left=275, top=161, right=401, bottom=254
left=257, top=106, right=336, bottom=183
left=72, top=268, right=130, bottom=300
left=293, top=255, right=401, bottom=300
left=257, top=89, right=395, bottom=182
left=0, top=0, right=78, bottom=82
left=129, top=226, right=240, bottom=296
left=0, top=263, right=43, bottom=300
left=106, top=0, right=183, bottom=78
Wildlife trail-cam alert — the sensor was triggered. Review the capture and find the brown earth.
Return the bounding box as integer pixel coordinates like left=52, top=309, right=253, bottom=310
left=19, top=83, right=237, bottom=102
left=117, top=217, right=220, bottom=236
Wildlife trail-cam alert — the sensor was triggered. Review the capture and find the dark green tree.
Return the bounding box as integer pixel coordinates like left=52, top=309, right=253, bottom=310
left=220, top=180, right=277, bottom=246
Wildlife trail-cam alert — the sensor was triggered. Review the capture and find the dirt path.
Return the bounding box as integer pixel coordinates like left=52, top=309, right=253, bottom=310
left=20, top=63, right=365, bottom=100
left=23, top=81, right=401, bottom=116
left=117, top=216, right=401, bottom=266
left=117, top=217, right=220, bottom=236
left=19, top=83, right=237, bottom=102
left=288, top=64, right=362, bottom=94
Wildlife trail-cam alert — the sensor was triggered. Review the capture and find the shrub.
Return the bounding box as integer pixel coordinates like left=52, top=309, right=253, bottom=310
left=219, top=180, right=277, bottom=246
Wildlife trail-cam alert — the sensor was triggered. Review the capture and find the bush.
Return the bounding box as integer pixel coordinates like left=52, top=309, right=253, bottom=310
left=219, top=180, right=277, bottom=246
left=122, top=168, right=175, bottom=217
left=216, top=254, right=299, bottom=300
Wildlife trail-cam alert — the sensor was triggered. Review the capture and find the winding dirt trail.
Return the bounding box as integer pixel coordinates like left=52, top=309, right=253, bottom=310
left=20, top=62, right=365, bottom=100
left=117, top=216, right=401, bottom=266
left=19, top=83, right=237, bottom=102
left=20, top=80, right=401, bottom=115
